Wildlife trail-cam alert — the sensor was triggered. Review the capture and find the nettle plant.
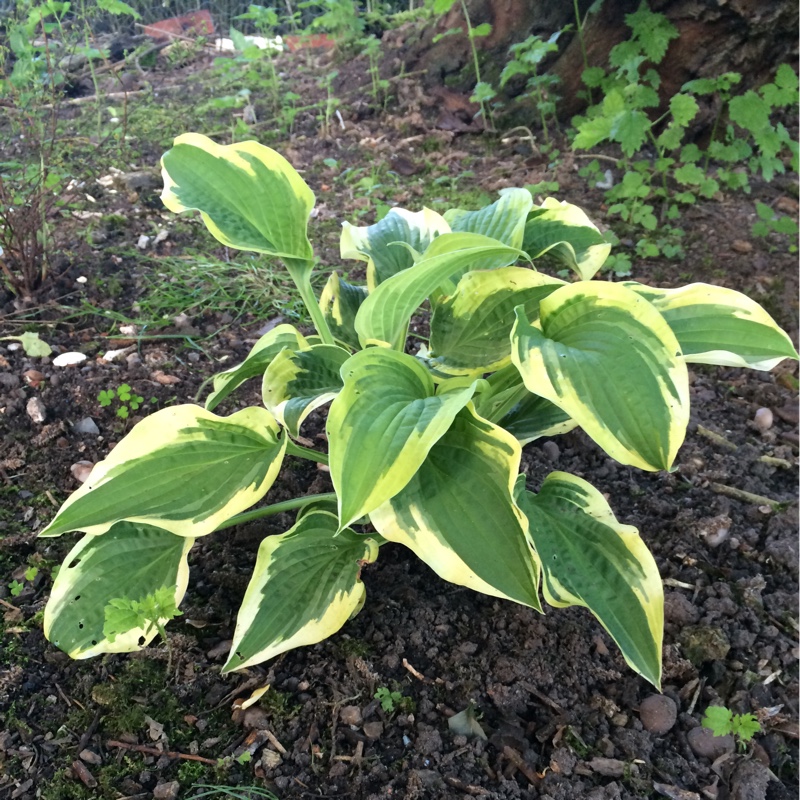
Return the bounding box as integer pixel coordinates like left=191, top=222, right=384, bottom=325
left=40, top=134, right=797, bottom=687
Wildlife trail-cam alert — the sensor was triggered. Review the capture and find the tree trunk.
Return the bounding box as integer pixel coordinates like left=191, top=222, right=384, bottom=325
left=394, top=0, right=798, bottom=124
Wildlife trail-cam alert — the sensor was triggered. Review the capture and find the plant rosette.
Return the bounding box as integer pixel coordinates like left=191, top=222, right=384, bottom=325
left=40, top=133, right=798, bottom=688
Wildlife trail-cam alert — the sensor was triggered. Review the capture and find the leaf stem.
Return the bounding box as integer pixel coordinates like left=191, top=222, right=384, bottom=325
left=284, top=258, right=335, bottom=345
left=286, top=439, right=328, bottom=464
left=214, top=493, right=337, bottom=531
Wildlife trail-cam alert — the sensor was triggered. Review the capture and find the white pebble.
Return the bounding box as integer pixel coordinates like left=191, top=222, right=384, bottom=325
left=53, top=352, right=87, bottom=367
left=754, top=407, right=773, bottom=433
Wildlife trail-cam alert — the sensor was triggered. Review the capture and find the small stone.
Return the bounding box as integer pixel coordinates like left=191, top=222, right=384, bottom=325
left=587, top=757, right=625, bottom=777
left=680, top=625, right=730, bottom=665
left=638, top=694, right=677, bottom=735
left=53, top=352, right=87, bottom=367
left=542, top=441, right=560, bottom=462
left=363, top=721, right=383, bottom=740
left=240, top=706, right=269, bottom=730
left=753, top=407, right=773, bottom=433
left=731, top=240, right=753, bottom=254
left=137, top=234, right=151, bottom=250
left=339, top=705, right=363, bottom=727
left=206, top=639, right=232, bottom=660
left=0, top=373, right=20, bottom=390
left=70, top=461, right=95, bottom=483
left=73, top=417, right=100, bottom=436
left=120, top=171, right=161, bottom=193
left=26, top=397, right=47, bottom=423
left=79, top=748, right=102, bottom=765
left=775, top=196, right=799, bottom=215
left=261, top=749, right=282, bottom=769
left=610, top=713, right=628, bottom=727
left=151, top=370, right=181, bottom=385
left=23, top=370, right=44, bottom=388
left=687, top=726, right=735, bottom=760
left=153, top=781, right=180, bottom=800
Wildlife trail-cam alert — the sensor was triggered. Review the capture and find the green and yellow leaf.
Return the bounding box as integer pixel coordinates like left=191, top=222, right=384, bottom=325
left=206, top=323, right=308, bottom=411
left=327, top=349, right=477, bottom=529
left=624, top=282, right=799, bottom=370
left=498, top=392, right=577, bottom=445
left=318, top=272, right=368, bottom=350
left=511, top=282, right=689, bottom=471
left=44, top=522, right=192, bottom=658
left=161, top=133, right=314, bottom=261
left=340, top=206, right=450, bottom=288
left=523, top=198, right=611, bottom=280
left=429, top=267, right=564, bottom=376
left=370, top=405, right=541, bottom=608
left=518, top=472, right=663, bottom=687
left=444, top=188, right=533, bottom=249
left=40, top=405, right=286, bottom=538
left=355, top=232, right=524, bottom=348
left=263, top=344, right=350, bottom=437
left=223, top=511, right=379, bottom=671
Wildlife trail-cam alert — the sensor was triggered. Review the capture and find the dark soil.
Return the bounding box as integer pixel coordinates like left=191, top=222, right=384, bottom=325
left=1, top=40, right=798, bottom=800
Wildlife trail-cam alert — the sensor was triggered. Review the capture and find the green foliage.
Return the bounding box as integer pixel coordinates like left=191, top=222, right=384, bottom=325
left=751, top=201, right=798, bottom=252
left=572, top=2, right=798, bottom=261
left=702, top=706, right=761, bottom=749
left=97, top=384, right=145, bottom=420
left=500, top=32, right=564, bottom=143
left=375, top=686, right=410, bottom=714
left=102, top=586, right=182, bottom=645
left=40, top=135, right=798, bottom=690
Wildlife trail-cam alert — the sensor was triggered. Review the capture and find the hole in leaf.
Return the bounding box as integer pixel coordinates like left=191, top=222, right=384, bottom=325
left=78, top=623, right=84, bottom=629
left=91, top=640, right=97, bottom=645
left=68, top=557, right=82, bottom=569
left=138, top=636, right=146, bottom=646
left=74, top=595, right=81, bottom=601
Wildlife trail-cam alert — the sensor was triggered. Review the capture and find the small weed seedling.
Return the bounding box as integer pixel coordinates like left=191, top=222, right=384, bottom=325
left=374, top=686, right=412, bottom=715
left=8, top=566, right=38, bottom=597
left=98, top=384, right=145, bottom=420
left=702, top=706, right=761, bottom=750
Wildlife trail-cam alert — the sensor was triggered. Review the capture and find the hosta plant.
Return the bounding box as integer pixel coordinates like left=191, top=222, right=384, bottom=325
left=40, top=134, right=798, bottom=688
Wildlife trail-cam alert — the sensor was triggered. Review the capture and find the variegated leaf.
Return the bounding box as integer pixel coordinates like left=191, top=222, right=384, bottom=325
left=262, top=344, right=350, bottom=437
left=40, top=405, right=286, bottom=538
left=623, top=282, right=799, bottom=370
left=518, top=472, right=663, bottom=687
left=523, top=198, right=611, bottom=280
left=498, top=393, right=577, bottom=445
left=355, top=232, right=524, bottom=348
left=206, top=324, right=308, bottom=411
left=511, top=282, right=689, bottom=471
left=223, top=510, right=379, bottom=671
left=318, top=272, right=368, bottom=350
left=327, top=349, right=477, bottom=529
left=429, top=267, right=564, bottom=376
left=340, top=206, right=450, bottom=288
left=44, top=522, right=192, bottom=658
left=370, top=405, right=541, bottom=608
left=161, top=133, right=314, bottom=263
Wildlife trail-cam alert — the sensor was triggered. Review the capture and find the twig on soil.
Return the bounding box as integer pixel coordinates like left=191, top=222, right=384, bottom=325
left=53, top=681, right=74, bottom=708
left=758, top=454, right=794, bottom=469
left=402, top=658, right=427, bottom=682
left=709, top=482, right=785, bottom=508
left=519, top=681, right=566, bottom=715
left=573, top=153, right=623, bottom=164
left=502, top=745, right=541, bottom=786
left=444, top=775, right=489, bottom=795
left=106, top=739, right=217, bottom=764
left=696, top=424, right=738, bottom=451
left=76, top=709, right=102, bottom=754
